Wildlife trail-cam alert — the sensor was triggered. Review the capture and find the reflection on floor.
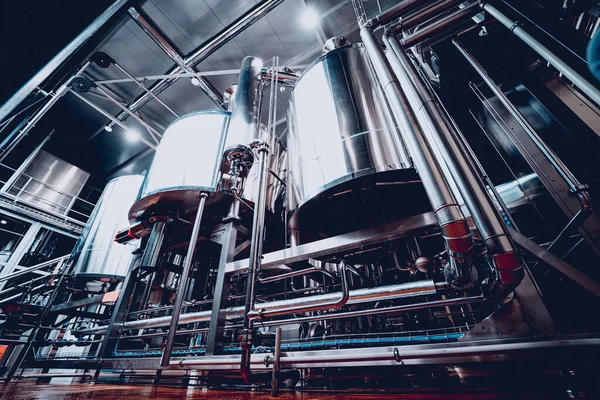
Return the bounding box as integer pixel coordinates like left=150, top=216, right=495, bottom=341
left=0, top=383, right=554, bottom=400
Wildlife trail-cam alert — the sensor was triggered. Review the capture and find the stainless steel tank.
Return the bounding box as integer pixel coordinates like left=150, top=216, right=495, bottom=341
left=287, top=43, right=429, bottom=237
left=71, top=175, right=143, bottom=281
left=129, top=110, right=285, bottom=223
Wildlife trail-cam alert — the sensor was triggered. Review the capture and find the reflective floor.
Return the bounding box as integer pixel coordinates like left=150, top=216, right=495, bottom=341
left=0, top=383, right=555, bottom=400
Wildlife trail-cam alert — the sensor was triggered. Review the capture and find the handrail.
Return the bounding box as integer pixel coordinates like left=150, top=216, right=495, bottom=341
left=0, top=255, right=69, bottom=283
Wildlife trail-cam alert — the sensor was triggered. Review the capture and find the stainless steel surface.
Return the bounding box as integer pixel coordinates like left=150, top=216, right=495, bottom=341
left=5, top=150, right=90, bottom=215
left=287, top=43, right=411, bottom=219
left=71, top=175, right=143, bottom=280
left=224, top=57, right=263, bottom=156
left=483, top=1, right=600, bottom=106
left=161, top=192, right=208, bottom=367
left=129, top=110, right=284, bottom=222
left=77, top=279, right=441, bottom=335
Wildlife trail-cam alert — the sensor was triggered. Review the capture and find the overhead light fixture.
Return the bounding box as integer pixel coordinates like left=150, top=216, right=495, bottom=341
left=0, top=220, right=7, bottom=225
left=104, top=124, right=113, bottom=132
left=301, top=7, right=319, bottom=29
left=125, top=130, right=140, bottom=143
left=190, top=77, right=202, bottom=87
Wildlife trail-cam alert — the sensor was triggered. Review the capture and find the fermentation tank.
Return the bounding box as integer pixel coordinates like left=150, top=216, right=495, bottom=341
left=287, top=43, right=429, bottom=238
left=129, top=110, right=285, bottom=224
left=71, top=175, right=143, bottom=281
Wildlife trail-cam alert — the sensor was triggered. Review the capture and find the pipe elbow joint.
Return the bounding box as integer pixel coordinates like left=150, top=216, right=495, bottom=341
left=483, top=252, right=525, bottom=304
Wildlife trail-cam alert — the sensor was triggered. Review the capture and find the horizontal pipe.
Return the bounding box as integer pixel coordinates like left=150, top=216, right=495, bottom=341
left=257, top=265, right=333, bottom=284
left=259, top=295, right=485, bottom=327
left=76, top=280, right=444, bottom=336
left=175, top=338, right=600, bottom=368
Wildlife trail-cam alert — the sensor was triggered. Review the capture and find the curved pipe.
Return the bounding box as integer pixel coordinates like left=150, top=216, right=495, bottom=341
left=74, top=280, right=443, bottom=336
left=250, top=261, right=349, bottom=320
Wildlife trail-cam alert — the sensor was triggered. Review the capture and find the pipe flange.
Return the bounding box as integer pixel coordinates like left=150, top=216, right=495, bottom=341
left=509, top=20, right=523, bottom=33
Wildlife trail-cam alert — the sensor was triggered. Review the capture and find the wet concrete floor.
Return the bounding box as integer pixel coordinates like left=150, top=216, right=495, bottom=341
left=0, top=383, right=555, bottom=399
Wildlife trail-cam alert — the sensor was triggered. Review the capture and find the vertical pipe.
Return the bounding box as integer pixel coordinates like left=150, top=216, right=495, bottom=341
left=383, top=32, right=525, bottom=302
left=360, top=26, right=475, bottom=288
left=140, top=221, right=166, bottom=268
left=240, top=141, right=270, bottom=383
left=160, top=193, right=208, bottom=367
left=271, top=327, right=282, bottom=396
left=0, top=62, right=90, bottom=163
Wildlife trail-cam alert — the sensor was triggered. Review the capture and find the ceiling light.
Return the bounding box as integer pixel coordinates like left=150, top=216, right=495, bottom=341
left=125, top=130, right=140, bottom=143
left=301, top=7, right=319, bottom=29
left=190, top=77, right=202, bottom=87
left=0, top=220, right=6, bottom=225
left=104, top=124, right=113, bottom=132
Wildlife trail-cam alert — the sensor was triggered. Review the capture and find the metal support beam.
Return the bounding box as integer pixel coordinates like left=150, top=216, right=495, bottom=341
left=161, top=193, right=208, bottom=367
left=127, top=6, right=223, bottom=109
left=205, top=221, right=239, bottom=356
left=110, top=0, right=287, bottom=127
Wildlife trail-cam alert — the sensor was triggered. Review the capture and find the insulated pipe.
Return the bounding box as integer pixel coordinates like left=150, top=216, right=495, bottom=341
left=396, top=0, right=464, bottom=31
left=384, top=33, right=524, bottom=302
left=258, top=295, right=485, bottom=327
left=360, top=26, right=475, bottom=288
left=0, top=62, right=90, bottom=163
left=400, top=2, right=479, bottom=48
left=111, top=0, right=285, bottom=126
left=75, top=280, right=442, bottom=336
left=224, top=57, right=263, bottom=163
left=367, top=0, right=431, bottom=28
left=482, top=0, right=600, bottom=106
left=161, top=193, right=208, bottom=367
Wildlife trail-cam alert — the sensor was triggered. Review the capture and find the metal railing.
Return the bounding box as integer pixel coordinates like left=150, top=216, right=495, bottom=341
left=0, top=163, right=100, bottom=225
